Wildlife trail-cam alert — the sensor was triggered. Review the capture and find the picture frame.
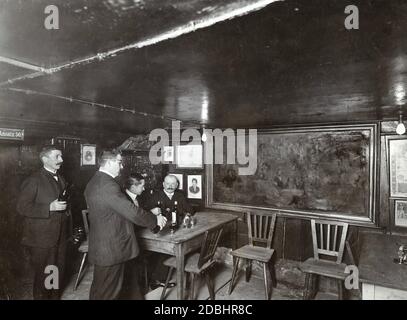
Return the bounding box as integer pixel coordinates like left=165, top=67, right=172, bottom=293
left=81, top=144, right=96, bottom=166
left=162, top=146, right=174, bottom=162
left=176, top=144, right=203, bottom=168
left=389, top=138, right=407, bottom=198
left=206, top=124, right=378, bottom=226
left=187, top=175, right=202, bottom=199
left=395, top=199, right=407, bottom=227
left=170, top=173, right=183, bottom=190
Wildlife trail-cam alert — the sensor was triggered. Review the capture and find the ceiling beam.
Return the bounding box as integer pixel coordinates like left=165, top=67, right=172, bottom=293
left=0, top=56, right=45, bottom=72
left=3, top=87, right=186, bottom=124
left=0, top=0, right=282, bottom=87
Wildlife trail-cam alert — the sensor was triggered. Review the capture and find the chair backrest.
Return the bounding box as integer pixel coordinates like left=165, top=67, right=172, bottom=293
left=247, top=212, right=277, bottom=248
left=311, top=219, right=349, bottom=264
left=82, top=209, right=90, bottom=236
left=197, top=226, right=223, bottom=269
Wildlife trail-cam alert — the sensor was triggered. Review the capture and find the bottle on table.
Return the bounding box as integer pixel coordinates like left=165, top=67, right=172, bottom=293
left=170, top=201, right=178, bottom=233
left=151, top=200, right=163, bottom=234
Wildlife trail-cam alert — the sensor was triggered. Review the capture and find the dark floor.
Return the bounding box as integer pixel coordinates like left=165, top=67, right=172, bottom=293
left=3, top=246, right=361, bottom=300
left=61, top=255, right=356, bottom=300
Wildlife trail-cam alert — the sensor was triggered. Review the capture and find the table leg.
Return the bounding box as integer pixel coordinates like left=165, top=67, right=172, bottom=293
left=232, top=219, right=238, bottom=250
left=175, top=243, right=185, bottom=300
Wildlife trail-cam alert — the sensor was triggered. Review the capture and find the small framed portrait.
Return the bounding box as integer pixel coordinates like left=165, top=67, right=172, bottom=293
left=389, top=138, right=407, bottom=197
left=81, top=144, right=96, bottom=166
left=176, top=144, right=203, bottom=168
left=170, top=173, right=183, bottom=190
left=395, top=200, right=407, bottom=227
left=187, top=175, right=202, bottom=199
left=163, top=146, right=174, bottom=162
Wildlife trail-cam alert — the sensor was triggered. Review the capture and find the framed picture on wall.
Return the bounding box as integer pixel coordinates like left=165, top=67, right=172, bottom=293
left=170, top=173, right=183, bottom=190
left=81, top=144, right=96, bottom=166
left=395, top=200, right=407, bottom=227
left=187, top=175, right=202, bottom=199
left=389, top=138, right=407, bottom=198
left=163, top=146, right=174, bottom=162
left=207, top=124, right=378, bottom=225
left=176, top=144, right=203, bottom=168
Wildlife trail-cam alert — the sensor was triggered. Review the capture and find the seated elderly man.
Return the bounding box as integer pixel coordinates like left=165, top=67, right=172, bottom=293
left=149, top=174, right=194, bottom=216
left=145, top=174, right=195, bottom=289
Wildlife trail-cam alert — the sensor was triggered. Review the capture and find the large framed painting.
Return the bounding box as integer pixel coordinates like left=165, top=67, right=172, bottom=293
left=388, top=138, right=407, bottom=198
left=206, top=124, right=378, bottom=225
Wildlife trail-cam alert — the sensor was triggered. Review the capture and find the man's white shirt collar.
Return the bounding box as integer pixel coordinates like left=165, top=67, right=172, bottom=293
left=164, top=190, right=174, bottom=199
left=125, top=189, right=138, bottom=202
left=44, top=167, right=57, bottom=175
left=99, top=168, right=116, bottom=179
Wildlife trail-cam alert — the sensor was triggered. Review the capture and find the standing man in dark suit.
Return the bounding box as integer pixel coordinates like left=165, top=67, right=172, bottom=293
left=17, top=145, right=71, bottom=300
left=84, top=150, right=166, bottom=300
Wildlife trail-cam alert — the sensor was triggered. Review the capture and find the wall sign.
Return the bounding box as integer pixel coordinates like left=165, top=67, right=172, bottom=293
left=0, top=128, right=24, bottom=141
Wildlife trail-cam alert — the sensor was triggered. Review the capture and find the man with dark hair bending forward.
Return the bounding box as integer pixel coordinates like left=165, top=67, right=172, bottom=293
left=84, top=149, right=166, bottom=299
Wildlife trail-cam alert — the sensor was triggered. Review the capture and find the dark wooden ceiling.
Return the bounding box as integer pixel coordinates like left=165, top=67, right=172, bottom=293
left=1, top=0, right=407, bottom=135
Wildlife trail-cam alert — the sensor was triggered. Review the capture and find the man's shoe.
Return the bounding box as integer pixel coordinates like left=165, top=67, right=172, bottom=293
left=149, top=280, right=162, bottom=290
left=150, top=280, right=176, bottom=289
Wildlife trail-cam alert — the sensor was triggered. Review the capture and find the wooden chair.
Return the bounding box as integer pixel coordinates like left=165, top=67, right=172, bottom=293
left=74, top=209, right=89, bottom=291
left=300, top=219, right=349, bottom=299
left=228, top=212, right=277, bottom=300
left=160, top=226, right=223, bottom=300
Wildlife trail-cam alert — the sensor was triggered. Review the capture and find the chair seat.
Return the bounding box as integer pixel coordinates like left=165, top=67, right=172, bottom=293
left=300, top=258, right=347, bottom=279
left=78, top=240, right=88, bottom=253
left=231, top=245, right=274, bottom=262
left=163, top=253, right=216, bottom=274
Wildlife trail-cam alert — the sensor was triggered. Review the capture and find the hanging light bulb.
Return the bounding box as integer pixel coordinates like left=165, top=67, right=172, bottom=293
left=396, top=111, right=406, bottom=135
left=201, top=125, right=207, bottom=142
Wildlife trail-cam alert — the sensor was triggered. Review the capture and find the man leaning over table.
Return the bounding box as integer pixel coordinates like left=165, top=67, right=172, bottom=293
left=84, top=149, right=166, bottom=299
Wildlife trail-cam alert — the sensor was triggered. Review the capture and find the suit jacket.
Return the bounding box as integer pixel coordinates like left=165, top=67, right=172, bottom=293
left=147, top=190, right=194, bottom=216
left=123, top=190, right=139, bottom=207
left=189, top=186, right=200, bottom=194
left=84, top=171, right=156, bottom=266
left=17, top=168, right=70, bottom=248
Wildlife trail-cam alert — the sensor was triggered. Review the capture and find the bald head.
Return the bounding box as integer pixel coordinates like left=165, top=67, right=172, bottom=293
left=163, top=174, right=178, bottom=194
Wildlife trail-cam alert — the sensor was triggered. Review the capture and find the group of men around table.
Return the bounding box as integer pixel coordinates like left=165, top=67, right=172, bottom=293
left=17, top=145, right=194, bottom=300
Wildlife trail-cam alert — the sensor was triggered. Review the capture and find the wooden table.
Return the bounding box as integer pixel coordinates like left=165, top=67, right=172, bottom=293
left=359, top=233, right=407, bottom=299
left=138, top=211, right=238, bottom=300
